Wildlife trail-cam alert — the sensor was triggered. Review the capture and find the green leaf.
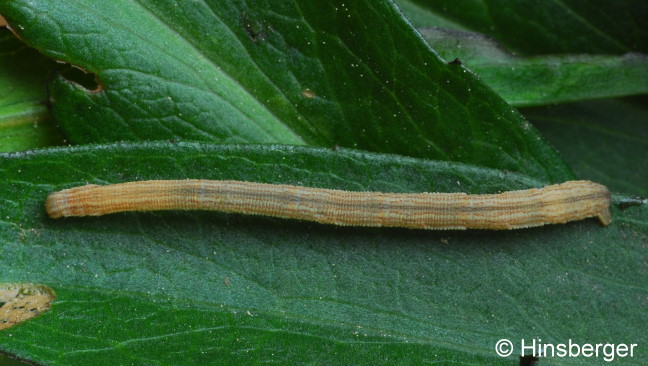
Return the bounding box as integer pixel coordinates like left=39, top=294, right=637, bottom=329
left=396, top=0, right=648, bottom=55
left=0, top=0, right=571, bottom=182
left=418, top=28, right=648, bottom=107
left=524, top=97, right=648, bottom=196
left=1, top=142, right=645, bottom=365
left=0, top=29, right=64, bottom=152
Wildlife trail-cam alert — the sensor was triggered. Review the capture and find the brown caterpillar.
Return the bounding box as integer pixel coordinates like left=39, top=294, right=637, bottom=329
left=45, top=180, right=611, bottom=230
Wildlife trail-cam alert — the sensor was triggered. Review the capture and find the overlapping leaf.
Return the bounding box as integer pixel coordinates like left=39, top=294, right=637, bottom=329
left=0, top=0, right=570, bottom=182
left=420, top=28, right=648, bottom=107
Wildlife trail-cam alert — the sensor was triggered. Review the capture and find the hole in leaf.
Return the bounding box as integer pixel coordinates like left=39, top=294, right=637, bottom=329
left=58, top=64, right=100, bottom=92
left=0, top=283, right=55, bottom=330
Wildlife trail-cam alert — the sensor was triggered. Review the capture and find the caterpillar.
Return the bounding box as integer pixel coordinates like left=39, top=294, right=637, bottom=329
left=45, top=180, right=611, bottom=230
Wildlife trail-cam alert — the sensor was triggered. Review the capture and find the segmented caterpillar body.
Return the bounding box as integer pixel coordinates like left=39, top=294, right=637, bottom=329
left=46, top=180, right=611, bottom=230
